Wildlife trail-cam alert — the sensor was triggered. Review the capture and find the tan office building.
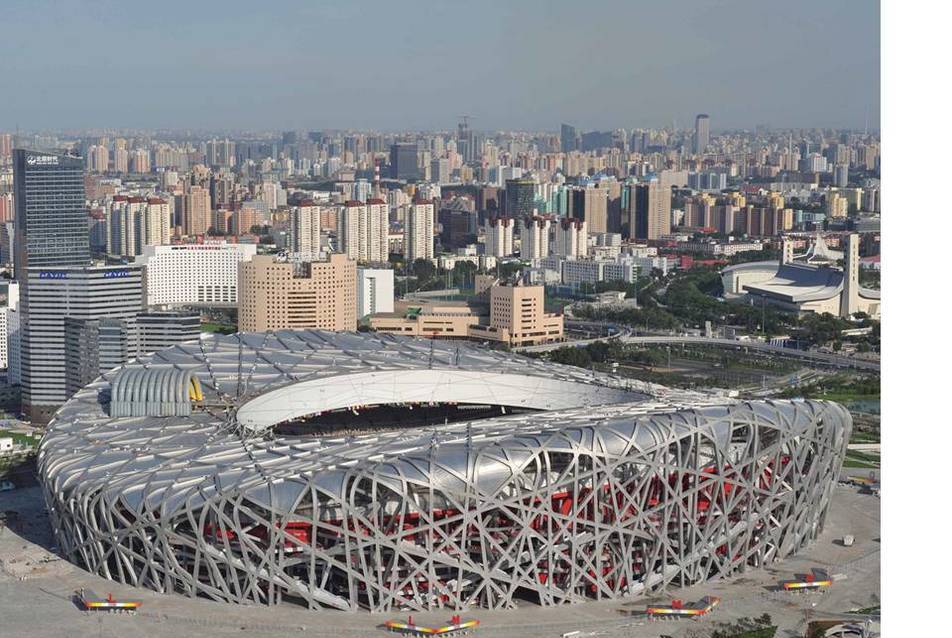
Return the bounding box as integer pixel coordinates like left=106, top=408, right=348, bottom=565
left=370, top=301, right=490, bottom=339
left=181, top=185, right=211, bottom=236
left=370, top=283, right=562, bottom=347
left=567, top=185, right=608, bottom=235
left=238, top=254, right=357, bottom=332
left=480, top=283, right=563, bottom=347
left=626, top=177, right=671, bottom=241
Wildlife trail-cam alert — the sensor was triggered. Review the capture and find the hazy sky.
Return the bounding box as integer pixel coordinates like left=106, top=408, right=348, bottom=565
left=1, top=0, right=880, bottom=132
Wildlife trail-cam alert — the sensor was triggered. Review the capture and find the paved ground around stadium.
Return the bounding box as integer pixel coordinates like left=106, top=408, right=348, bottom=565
left=0, top=483, right=879, bottom=638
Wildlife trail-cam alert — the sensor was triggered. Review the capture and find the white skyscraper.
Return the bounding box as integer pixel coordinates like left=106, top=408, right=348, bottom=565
left=405, top=200, right=435, bottom=262
left=340, top=199, right=389, bottom=263
left=522, top=216, right=551, bottom=259
left=357, top=268, right=395, bottom=318
left=484, top=217, right=515, bottom=257
left=290, top=204, right=322, bottom=258
left=106, top=196, right=172, bottom=258
left=555, top=218, right=588, bottom=257
left=1, top=281, right=19, bottom=374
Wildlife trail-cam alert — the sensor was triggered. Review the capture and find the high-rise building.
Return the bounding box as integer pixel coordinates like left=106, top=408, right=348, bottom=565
left=133, top=311, right=201, bottom=356
left=63, top=310, right=200, bottom=398
left=405, top=199, right=435, bottom=262
left=106, top=196, right=171, bottom=258
left=683, top=193, right=717, bottom=229
left=734, top=205, right=793, bottom=236
left=209, top=171, right=235, bottom=209
left=484, top=217, right=515, bottom=257
left=136, top=242, right=257, bottom=307
left=602, top=179, right=624, bottom=234
left=438, top=199, right=478, bottom=249
left=64, top=316, right=131, bottom=397
left=0, top=192, right=13, bottom=224
left=13, top=149, right=91, bottom=279
left=826, top=192, right=848, bottom=219
left=340, top=200, right=388, bottom=263
left=567, top=185, right=608, bottom=234
left=560, top=124, right=579, bottom=153
left=457, top=118, right=476, bottom=164
left=130, top=148, right=151, bottom=174
left=289, top=204, right=322, bottom=257
left=357, top=268, right=395, bottom=318
left=390, top=143, right=420, bottom=180
left=800, top=153, right=828, bottom=173
left=505, top=178, right=536, bottom=219
left=238, top=254, right=357, bottom=332
left=0, top=133, right=12, bottom=161
left=20, top=265, right=144, bottom=422
left=181, top=185, right=211, bottom=236
left=627, top=177, right=670, bottom=241
left=3, top=281, right=21, bottom=384
left=0, top=222, right=14, bottom=267
left=522, top=216, right=551, bottom=259
left=555, top=218, right=588, bottom=257
left=0, top=281, right=18, bottom=371
left=113, top=147, right=129, bottom=174
left=834, top=164, right=849, bottom=188
left=85, top=145, right=109, bottom=173
left=431, top=157, right=451, bottom=184
left=694, top=114, right=710, bottom=154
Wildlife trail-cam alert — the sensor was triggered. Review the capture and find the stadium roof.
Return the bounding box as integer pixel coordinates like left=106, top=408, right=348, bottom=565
left=41, top=331, right=723, bottom=517
left=743, top=262, right=845, bottom=302
left=37, top=331, right=849, bottom=612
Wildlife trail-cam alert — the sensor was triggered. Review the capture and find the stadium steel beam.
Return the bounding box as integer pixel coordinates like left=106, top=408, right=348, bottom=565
left=38, top=330, right=850, bottom=612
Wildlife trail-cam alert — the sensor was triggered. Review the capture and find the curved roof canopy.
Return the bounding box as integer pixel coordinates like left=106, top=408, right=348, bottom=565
left=111, top=367, right=203, bottom=417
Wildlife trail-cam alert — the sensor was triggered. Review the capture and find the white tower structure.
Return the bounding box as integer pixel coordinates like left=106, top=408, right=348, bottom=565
left=839, top=233, right=860, bottom=318
left=290, top=205, right=322, bottom=258
left=405, top=200, right=435, bottom=262
left=555, top=218, right=588, bottom=258
left=484, top=217, right=515, bottom=257
left=522, top=216, right=551, bottom=259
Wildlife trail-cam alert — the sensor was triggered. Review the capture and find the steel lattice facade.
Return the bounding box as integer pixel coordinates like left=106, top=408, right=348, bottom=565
left=38, top=331, right=850, bottom=612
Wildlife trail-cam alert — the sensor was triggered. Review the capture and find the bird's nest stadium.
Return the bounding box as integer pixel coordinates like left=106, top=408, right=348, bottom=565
left=38, top=331, right=851, bottom=612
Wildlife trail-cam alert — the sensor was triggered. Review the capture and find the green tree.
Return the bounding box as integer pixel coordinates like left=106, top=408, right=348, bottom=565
left=411, top=258, right=436, bottom=281
left=548, top=346, right=592, bottom=368
left=498, top=261, right=523, bottom=280
left=452, top=261, right=477, bottom=288
left=585, top=340, right=612, bottom=363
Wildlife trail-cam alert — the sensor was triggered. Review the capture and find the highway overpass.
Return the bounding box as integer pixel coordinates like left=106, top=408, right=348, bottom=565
left=518, top=335, right=880, bottom=372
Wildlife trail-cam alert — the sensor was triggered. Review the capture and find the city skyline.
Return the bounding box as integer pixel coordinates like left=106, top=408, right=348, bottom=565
left=1, top=0, right=880, bottom=132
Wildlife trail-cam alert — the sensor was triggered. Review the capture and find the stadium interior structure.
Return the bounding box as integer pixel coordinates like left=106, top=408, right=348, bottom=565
left=38, top=331, right=851, bottom=612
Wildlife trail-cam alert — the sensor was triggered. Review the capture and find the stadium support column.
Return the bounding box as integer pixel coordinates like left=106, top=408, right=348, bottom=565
left=839, top=233, right=860, bottom=317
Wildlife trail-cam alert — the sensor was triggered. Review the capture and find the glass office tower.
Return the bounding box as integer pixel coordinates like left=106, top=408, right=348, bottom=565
left=13, top=149, right=90, bottom=279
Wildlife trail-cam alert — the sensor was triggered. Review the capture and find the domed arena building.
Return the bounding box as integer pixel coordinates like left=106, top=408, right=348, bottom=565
left=38, top=330, right=851, bottom=612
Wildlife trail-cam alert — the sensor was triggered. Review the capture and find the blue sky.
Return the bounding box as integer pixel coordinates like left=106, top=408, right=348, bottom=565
left=0, top=0, right=880, bottom=132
